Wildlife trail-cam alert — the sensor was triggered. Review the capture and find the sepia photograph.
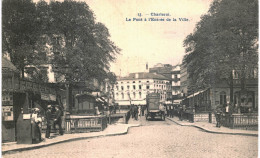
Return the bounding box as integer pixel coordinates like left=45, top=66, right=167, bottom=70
left=1, top=0, right=258, bottom=157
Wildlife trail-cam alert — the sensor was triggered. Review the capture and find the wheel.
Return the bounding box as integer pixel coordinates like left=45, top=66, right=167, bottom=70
left=162, top=114, right=165, bottom=121
left=151, top=114, right=154, bottom=120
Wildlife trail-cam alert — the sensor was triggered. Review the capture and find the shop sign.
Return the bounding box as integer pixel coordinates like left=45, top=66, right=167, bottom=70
left=2, top=106, right=14, bottom=121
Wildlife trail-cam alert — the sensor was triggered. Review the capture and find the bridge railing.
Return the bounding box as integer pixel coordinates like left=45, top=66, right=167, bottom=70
left=65, top=115, right=107, bottom=133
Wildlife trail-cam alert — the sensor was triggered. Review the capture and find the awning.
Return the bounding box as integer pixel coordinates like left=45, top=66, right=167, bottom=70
left=116, top=100, right=146, bottom=106
left=187, top=89, right=207, bottom=98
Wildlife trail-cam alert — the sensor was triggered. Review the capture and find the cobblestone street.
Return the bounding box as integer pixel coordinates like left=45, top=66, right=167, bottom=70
left=3, top=116, right=258, bottom=158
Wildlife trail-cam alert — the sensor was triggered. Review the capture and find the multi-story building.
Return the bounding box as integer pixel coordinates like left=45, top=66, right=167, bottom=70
left=171, top=65, right=181, bottom=100
left=114, top=72, right=170, bottom=106
left=149, top=63, right=181, bottom=101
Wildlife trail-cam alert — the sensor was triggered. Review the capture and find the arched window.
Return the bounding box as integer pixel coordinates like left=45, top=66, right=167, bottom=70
left=139, top=92, right=142, bottom=98
left=121, top=93, right=124, bottom=99
left=220, top=91, right=226, bottom=105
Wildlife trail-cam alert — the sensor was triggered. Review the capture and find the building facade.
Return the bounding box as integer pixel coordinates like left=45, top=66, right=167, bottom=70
left=149, top=63, right=181, bottom=101
left=114, top=72, right=171, bottom=106
left=180, top=60, right=258, bottom=113
left=171, top=65, right=181, bottom=100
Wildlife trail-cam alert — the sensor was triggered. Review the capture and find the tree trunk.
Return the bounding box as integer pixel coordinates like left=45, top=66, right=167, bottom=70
left=229, top=71, right=233, bottom=104
left=21, top=68, right=25, bottom=79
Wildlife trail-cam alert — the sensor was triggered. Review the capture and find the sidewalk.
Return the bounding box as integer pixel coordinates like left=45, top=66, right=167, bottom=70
left=167, top=116, right=258, bottom=137
left=2, top=120, right=141, bottom=155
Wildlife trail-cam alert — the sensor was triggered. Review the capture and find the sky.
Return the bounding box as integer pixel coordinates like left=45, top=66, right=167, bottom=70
left=83, top=0, right=213, bottom=76
left=33, top=0, right=213, bottom=77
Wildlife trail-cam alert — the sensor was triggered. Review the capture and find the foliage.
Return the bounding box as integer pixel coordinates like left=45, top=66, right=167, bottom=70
left=2, top=0, right=120, bottom=83
left=2, top=0, right=45, bottom=78
left=183, top=0, right=258, bottom=93
left=41, top=0, right=120, bottom=83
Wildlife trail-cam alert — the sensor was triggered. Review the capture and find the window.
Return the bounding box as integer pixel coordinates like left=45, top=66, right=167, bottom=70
left=121, top=93, right=124, bottom=99
left=121, top=86, right=124, bottom=90
left=146, top=85, right=150, bottom=89
left=139, top=81, right=141, bottom=83
left=220, top=91, right=226, bottom=105
left=147, top=81, right=149, bottom=83
left=133, top=85, right=136, bottom=89
left=133, top=92, right=136, bottom=99
left=139, top=85, right=142, bottom=89
left=234, top=71, right=240, bottom=79
left=127, top=85, right=130, bottom=89
left=139, top=92, right=142, bottom=98
left=116, top=86, right=119, bottom=90
left=121, top=82, right=123, bottom=84
left=133, top=81, right=135, bottom=83
left=175, top=74, right=178, bottom=79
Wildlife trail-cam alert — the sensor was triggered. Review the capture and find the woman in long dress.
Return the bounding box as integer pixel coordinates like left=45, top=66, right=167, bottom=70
left=31, top=108, right=43, bottom=143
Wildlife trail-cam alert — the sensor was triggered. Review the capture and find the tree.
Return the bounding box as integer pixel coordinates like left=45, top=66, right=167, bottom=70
left=183, top=0, right=258, bottom=104
left=46, top=1, right=120, bottom=83
left=2, top=0, right=48, bottom=79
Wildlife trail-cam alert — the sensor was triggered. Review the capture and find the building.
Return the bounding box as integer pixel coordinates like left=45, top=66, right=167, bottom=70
left=180, top=63, right=189, bottom=97
left=171, top=65, right=181, bottom=100
left=114, top=72, right=170, bottom=106
left=180, top=60, right=258, bottom=113
left=2, top=58, right=58, bottom=143
left=149, top=63, right=182, bottom=101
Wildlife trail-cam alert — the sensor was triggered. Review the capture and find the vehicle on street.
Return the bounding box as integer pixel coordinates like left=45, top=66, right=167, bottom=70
left=146, top=93, right=165, bottom=120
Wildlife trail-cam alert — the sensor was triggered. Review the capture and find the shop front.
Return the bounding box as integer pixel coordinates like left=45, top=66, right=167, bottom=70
left=2, top=58, right=59, bottom=143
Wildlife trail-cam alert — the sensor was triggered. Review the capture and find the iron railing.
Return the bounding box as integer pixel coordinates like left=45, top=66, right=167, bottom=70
left=221, top=114, right=258, bottom=129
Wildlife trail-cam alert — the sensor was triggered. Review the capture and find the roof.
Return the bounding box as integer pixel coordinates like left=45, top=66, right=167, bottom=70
left=119, top=72, right=169, bottom=80
left=2, top=58, right=18, bottom=72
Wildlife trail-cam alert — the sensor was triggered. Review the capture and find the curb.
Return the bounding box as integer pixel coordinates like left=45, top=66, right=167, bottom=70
left=166, top=117, right=258, bottom=137
left=2, top=124, right=141, bottom=155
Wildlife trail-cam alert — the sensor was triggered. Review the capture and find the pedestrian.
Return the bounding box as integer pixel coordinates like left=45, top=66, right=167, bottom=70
left=31, top=108, right=43, bottom=143
left=53, top=105, right=63, bottom=135
left=131, top=105, right=135, bottom=118
left=134, top=105, right=138, bottom=120
left=178, top=105, right=183, bottom=121
left=141, top=106, right=145, bottom=116
left=215, top=105, right=223, bottom=128
left=169, top=105, right=172, bottom=118
left=138, top=105, right=141, bottom=117
left=45, top=105, right=53, bottom=139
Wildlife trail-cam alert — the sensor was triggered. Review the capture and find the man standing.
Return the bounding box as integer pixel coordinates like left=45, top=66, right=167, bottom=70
left=134, top=105, right=138, bottom=120
left=215, top=105, right=223, bottom=128
left=54, top=105, right=63, bottom=135
left=45, top=105, right=52, bottom=139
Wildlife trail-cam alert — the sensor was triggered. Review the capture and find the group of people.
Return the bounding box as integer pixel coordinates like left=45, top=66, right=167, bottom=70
left=31, top=104, right=64, bottom=143
left=45, top=104, right=63, bottom=139
left=165, top=104, right=185, bottom=121
left=214, top=103, right=233, bottom=128
left=130, top=105, right=146, bottom=120
left=166, top=105, right=175, bottom=118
